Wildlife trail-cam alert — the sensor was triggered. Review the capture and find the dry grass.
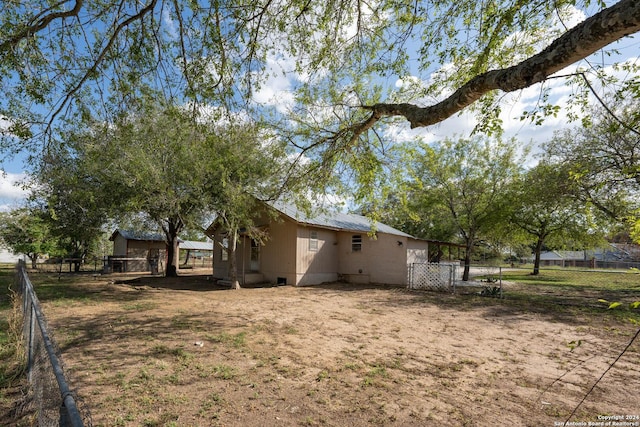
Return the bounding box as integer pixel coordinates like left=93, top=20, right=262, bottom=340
left=3, top=269, right=640, bottom=426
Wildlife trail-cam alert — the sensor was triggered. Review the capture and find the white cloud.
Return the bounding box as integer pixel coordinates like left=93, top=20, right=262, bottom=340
left=252, top=55, right=301, bottom=113
left=0, top=172, right=28, bottom=211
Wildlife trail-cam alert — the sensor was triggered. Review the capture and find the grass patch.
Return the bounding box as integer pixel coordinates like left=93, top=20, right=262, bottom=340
left=207, top=331, right=247, bottom=348
left=211, top=364, right=236, bottom=380
left=122, top=301, right=158, bottom=311
left=0, top=268, right=25, bottom=385
left=467, top=268, right=640, bottom=322
left=363, top=365, right=388, bottom=387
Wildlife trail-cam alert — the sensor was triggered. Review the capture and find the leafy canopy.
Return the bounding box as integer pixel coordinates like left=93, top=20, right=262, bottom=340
left=0, top=0, right=638, bottom=185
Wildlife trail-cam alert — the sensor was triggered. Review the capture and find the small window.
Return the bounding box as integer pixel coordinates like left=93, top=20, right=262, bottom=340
left=352, top=234, right=362, bottom=252
left=221, top=237, right=229, bottom=261
left=309, top=231, right=318, bottom=251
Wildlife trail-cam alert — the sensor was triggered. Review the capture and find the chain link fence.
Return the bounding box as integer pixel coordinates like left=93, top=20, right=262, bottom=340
left=15, top=261, right=90, bottom=427
left=408, top=262, right=640, bottom=301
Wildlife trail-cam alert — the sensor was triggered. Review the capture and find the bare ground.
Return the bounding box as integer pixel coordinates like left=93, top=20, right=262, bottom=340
left=11, top=271, right=640, bottom=426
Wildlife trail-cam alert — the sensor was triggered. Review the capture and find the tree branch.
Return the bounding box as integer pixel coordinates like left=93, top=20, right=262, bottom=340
left=0, top=0, right=84, bottom=52
left=46, top=0, right=159, bottom=136
left=362, top=0, right=640, bottom=130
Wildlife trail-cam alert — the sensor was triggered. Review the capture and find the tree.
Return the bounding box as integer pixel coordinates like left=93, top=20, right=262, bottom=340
left=33, top=146, right=112, bottom=269
left=509, top=161, right=605, bottom=275
left=203, top=122, right=290, bottom=289
left=0, top=0, right=638, bottom=182
left=41, top=102, right=293, bottom=279
left=401, top=136, right=523, bottom=280
left=544, top=98, right=640, bottom=238
left=0, top=207, right=56, bottom=268
left=75, top=105, right=226, bottom=277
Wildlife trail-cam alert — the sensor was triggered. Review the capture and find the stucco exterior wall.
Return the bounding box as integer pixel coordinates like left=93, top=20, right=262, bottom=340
left=259, top=218, right=298, bottom=285
left=295, top=226, right=339, bottom=286
left=212, top=231, right=229, bottom=279
left=335, top=232, right=411, bottom=285
left=211, top=207, right=424, bottom=287
left=407, top=239, right=429, bottom=264
left=212, top=217, right=299, bottom=284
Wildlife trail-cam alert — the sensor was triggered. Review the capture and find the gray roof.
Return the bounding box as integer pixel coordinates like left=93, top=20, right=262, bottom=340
left=271, top=201, right=414, bottom=238
left=538, top=250, right=586, bottom=261
left=111, top=229, right=165, bottom=242
left=111, top=230, right=212, bottom=251
left=180, top=240, right=213, bottom=251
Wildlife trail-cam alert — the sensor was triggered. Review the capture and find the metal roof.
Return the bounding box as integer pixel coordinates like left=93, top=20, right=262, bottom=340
left=111, top=230, right=212, bottom=251
left=180, top=240, right=213, bottom=251
left=110, top=229, right=165, bottom=242
left=270, top=201, right=414, bottom=238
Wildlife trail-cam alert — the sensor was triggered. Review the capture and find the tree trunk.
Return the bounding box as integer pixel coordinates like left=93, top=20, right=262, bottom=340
left=228, top=230, right=241, bottom=289
left=462, top=243, right=473, bottom=282
left=29, top=254, right=37, bottom=269
left=533, top=236, right=545, bottom=276
left=165, top=220, right=182, bottom=277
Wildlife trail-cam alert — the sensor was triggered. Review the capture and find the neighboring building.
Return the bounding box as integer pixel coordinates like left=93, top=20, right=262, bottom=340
left=535, top=250, right=586, bottom=267
left=108, top=229, right=213, bottom=273
left=210, top=202, right=429, bottom=286
left=180, top=239, right=214, bottom=268
left=108, top=229, right=167, bottom=272
left=534, top=245, right=640, bottom=269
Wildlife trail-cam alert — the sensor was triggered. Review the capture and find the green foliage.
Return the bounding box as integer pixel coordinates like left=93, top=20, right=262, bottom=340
left=509, top=160, right=609, bottom=274
left=567, top=340, right=582, bottom=352
left=543, top=97, right=640, bottom=225
left=599, top=299, right=640, bottom=311
left=479, top=286, right=502, bottom=298
left=0, top=0, right=636, bottom=204
left=0, top=207, right=58, bottom=266
left=390, top=135, right=524, bottom=278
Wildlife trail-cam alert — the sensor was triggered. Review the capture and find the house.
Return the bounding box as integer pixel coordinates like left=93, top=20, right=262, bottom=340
left=534, top=245, right=640, bottom=269
left=210, top=202, right=429, bottom=286
left=108, top=229, right=213, bottom=273
left=535, top=250, right=586, bottom=267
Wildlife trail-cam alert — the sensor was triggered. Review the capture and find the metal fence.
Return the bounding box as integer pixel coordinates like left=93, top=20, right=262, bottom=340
left=408, top=262, right=640, bottom=297
left=15, top=260, right=89, bottom=427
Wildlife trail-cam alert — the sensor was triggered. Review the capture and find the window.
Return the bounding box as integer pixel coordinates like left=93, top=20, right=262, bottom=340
left=221, top=237, right=229, bottom=261
left=352, top=234, right=362, bottom=252
left=309, top=231, right=318, bottom=251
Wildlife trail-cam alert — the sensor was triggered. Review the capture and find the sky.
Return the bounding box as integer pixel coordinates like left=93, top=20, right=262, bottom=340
left=0, top=2, right=638, bottom=212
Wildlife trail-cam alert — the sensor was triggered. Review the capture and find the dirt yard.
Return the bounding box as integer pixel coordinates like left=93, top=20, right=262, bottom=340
left=20, top=272, right=640, bottom=426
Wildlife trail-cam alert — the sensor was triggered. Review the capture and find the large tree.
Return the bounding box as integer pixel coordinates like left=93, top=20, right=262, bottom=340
left=509, top=161, right=606, bottom=275
left=544, top=98, right=640, bottom=237
left=45, top=105, right=219, bottom=276
left=33, top=144, right=113, bottom=268
left=41, top=103, right=293, bottom=278
left=0, top=1, right=638, bottom=182
left=401, top=136, right=523, bottom=280
left=0, top=207, right=57, bottom=268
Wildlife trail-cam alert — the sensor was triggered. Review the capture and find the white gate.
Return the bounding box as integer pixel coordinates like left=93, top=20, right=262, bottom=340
left=408, top=262, right=457, bottom=292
